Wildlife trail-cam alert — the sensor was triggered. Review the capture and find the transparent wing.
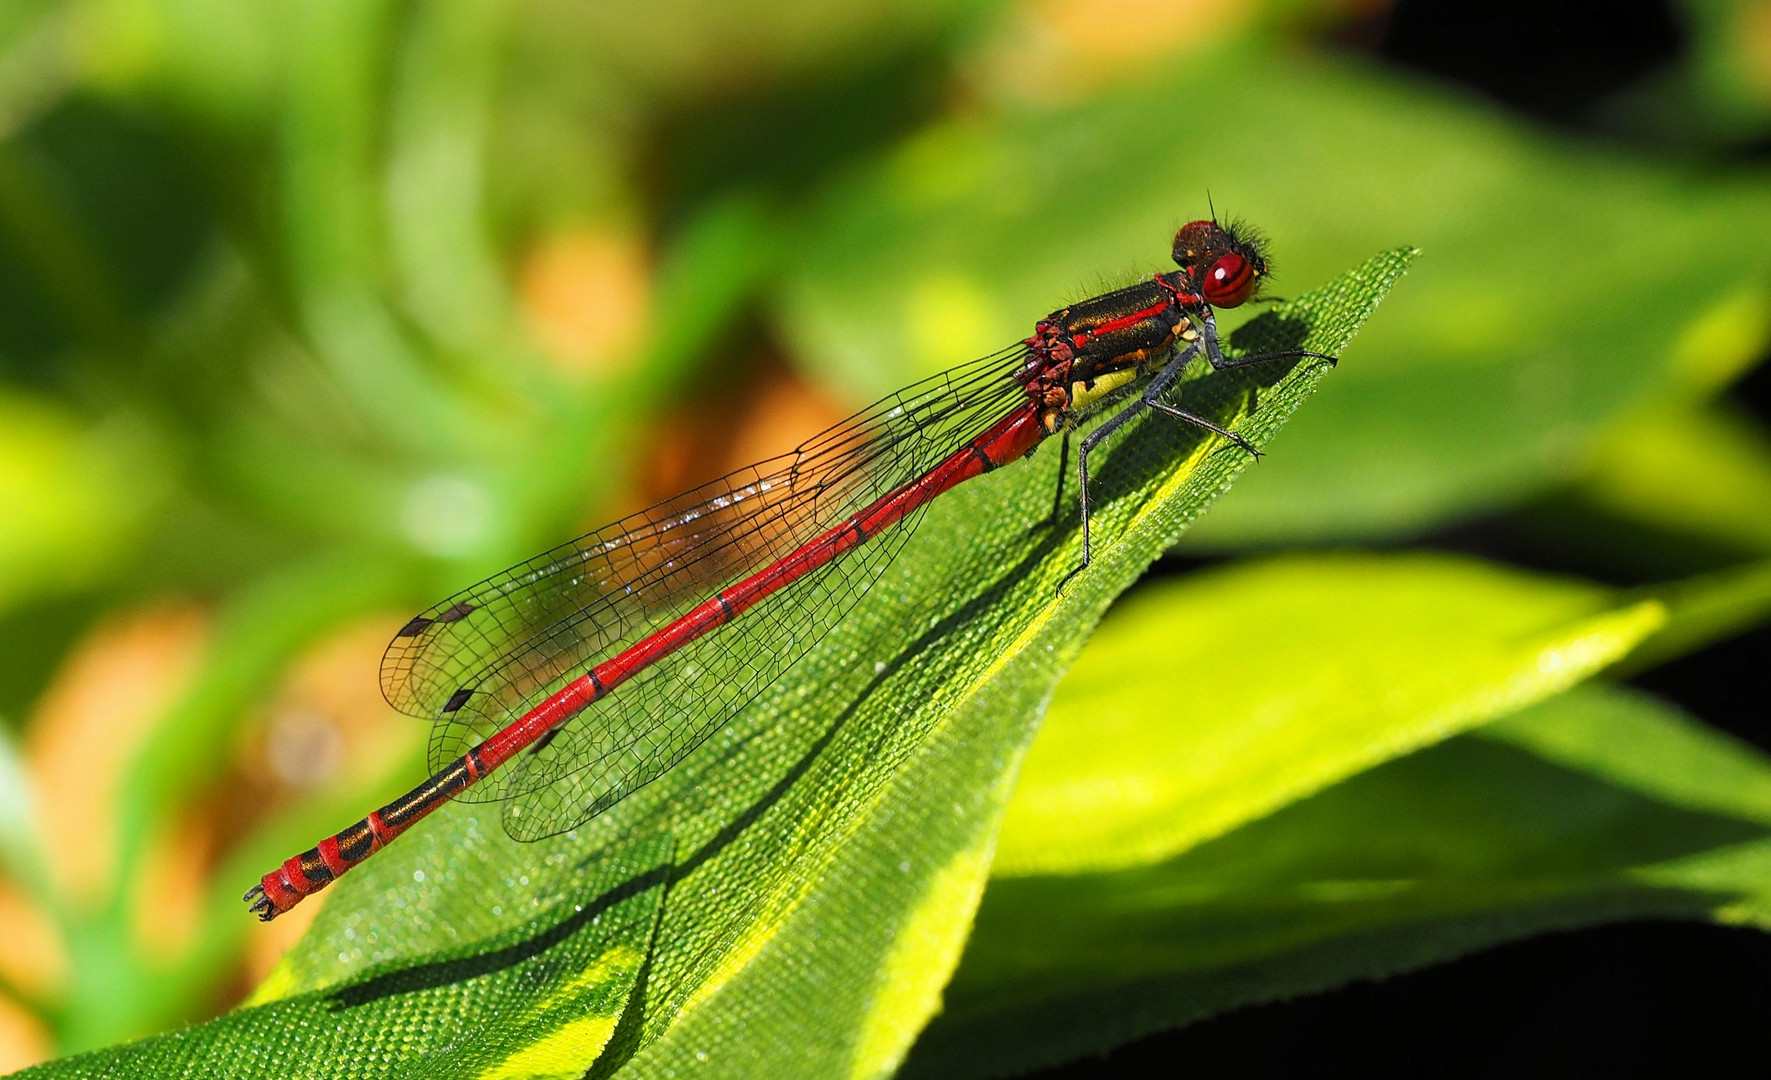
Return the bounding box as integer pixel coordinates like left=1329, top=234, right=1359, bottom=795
left=379, top=346, right=1032, bottom=840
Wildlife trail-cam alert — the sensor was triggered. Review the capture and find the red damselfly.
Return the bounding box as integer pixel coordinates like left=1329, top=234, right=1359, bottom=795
left=246, top=218, right=1332, bottom=920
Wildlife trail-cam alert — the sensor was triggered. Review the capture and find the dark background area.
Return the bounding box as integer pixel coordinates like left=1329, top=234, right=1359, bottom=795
left=1043, top=921, right=1771, bottom=1077
left=1041, top=1, right=1771, bottom=1075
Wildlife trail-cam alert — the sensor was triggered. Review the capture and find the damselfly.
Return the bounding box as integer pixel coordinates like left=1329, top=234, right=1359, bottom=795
left=246, top=218, right=1332, bottom=920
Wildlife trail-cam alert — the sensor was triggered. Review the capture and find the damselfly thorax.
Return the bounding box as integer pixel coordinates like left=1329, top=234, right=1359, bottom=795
left=1023, top=274, right=1210, bottom=431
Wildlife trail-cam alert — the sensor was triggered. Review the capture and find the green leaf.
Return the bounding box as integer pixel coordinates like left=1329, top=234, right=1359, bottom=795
left=279, top=0, right=484, bottom=461
left=1614, top=558, right=1771, bottom=677
left=33, top=834, right=674, bottom=1080
left=12, top=250, right=1410, bottom=1077
left=1482, top=685, right=1771, bottom=831
left=0, top=393, right=158, bottom=615
left=908, top=685, right=1771, bottom=1080
left=1570, top=402, right=1771, bottom=558
left=777, top=41, right=1771, bottom=546
left=384, top=0, right=512, bottom=357
left=992, top=552, right=1667, bottom=878
left=542, top=0, right=993, bottom=100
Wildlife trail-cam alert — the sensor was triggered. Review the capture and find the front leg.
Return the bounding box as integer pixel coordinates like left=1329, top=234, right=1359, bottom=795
left=1055, top=344, right=1198, bottom=593
left=1198, top=306, right=1340, bottom=372
left=1200, top=306, right=1231, bottom=370
left=1146, top=400, right=1259, bottom=458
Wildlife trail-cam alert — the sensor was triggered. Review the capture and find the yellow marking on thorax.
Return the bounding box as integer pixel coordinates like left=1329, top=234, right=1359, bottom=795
left=1069, top=316, right=1194, bottom=412
left=1069, top=365, right=1142, bottom=410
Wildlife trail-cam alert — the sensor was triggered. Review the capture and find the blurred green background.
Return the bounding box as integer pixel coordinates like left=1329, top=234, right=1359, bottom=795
left=2, top=0, right=1771, bottom=1073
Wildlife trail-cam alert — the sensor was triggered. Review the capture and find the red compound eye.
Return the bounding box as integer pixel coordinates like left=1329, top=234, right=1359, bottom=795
left=1201, top=252, right=1256, bottom=307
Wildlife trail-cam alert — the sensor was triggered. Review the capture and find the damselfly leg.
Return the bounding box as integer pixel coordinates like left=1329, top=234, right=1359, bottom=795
left=1054, top=337, right=1337, bottom=594
left=1200, top=306, right=1340, bottom=373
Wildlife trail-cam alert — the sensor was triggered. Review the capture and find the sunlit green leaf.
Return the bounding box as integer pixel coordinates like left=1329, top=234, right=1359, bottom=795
left=1572, top=402, right=1771, bottom=558
left=910, top=685, right=1771, bottom=1079
left=1615, top=558, right=1771, bottom=676
left=993, top=552, right=1667, bottom=878
left=38, top=834, right=674, bottom=1080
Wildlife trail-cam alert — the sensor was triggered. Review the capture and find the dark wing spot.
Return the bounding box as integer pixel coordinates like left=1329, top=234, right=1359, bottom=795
left=529, top=727, right=561, bottom=755
left=442, top=687, right=474, bottom=713
left=436, top=602, right=475, bottom=623
left=396, top=615, right=434, bottom=637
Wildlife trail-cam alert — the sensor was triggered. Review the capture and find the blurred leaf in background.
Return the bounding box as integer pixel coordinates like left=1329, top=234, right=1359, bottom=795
left=0, top=0, right=1769, bottom=1075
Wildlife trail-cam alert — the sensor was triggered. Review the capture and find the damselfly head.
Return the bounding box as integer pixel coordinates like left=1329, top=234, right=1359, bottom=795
left=1172, top=218, right=1269, bottom=309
